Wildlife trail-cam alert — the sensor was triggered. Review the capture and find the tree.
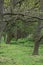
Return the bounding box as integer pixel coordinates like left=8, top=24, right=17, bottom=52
left=1, top=0, right=43, bottom=55
left=33, top=21, right=41, bottom=55
left=33, top=0, right=43, bottom=55
left=0, top=0, right=4, bottom=42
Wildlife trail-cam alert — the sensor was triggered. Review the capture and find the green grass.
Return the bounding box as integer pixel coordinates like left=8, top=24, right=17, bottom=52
left=0, top=41, right=43, bottom=65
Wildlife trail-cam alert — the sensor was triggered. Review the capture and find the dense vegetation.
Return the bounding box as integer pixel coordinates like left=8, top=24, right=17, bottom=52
left=0, top=0, right=43, bottom=65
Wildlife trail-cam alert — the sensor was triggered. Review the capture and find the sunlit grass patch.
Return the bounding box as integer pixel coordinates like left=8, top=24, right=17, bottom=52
left=0, top=41, right=43, bottom=65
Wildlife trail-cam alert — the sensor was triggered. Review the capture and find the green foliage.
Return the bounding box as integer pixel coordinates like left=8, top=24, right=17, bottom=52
left=3, top=0, right=40, bottom=40
left=4, top=0, right=10, bottom=7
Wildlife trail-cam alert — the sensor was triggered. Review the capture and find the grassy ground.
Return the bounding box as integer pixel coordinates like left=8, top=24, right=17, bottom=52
left=0, top=40, right=43, bottom=65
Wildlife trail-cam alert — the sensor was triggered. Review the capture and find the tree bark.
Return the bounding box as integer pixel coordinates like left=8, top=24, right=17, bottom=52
left=33, top=21, right=41, bottom=55
left=6, top=33, right=12, bottom=44
left=0, top=0, right=3, bottom=42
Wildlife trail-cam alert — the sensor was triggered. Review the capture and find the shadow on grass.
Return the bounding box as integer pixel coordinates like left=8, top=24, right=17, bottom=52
left=0, top=52, right=4, bottom=54
left=10, top=41, right=34, bottom=48
left=10, top=41, right=18, bottom=45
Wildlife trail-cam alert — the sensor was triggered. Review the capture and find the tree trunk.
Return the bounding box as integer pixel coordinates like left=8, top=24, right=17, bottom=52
left=6, top=33, right=12, bottom=44
left=33, top=36, right=40, bottom=55
left=33, top=0, right=43, bottom=55
left=0, top=0, right=3, bottom=42
left=33, top=21, right=41, bottom=55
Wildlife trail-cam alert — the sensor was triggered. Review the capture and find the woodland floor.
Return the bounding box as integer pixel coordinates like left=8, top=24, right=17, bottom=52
left=0, top=40, right=43, bottom=65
